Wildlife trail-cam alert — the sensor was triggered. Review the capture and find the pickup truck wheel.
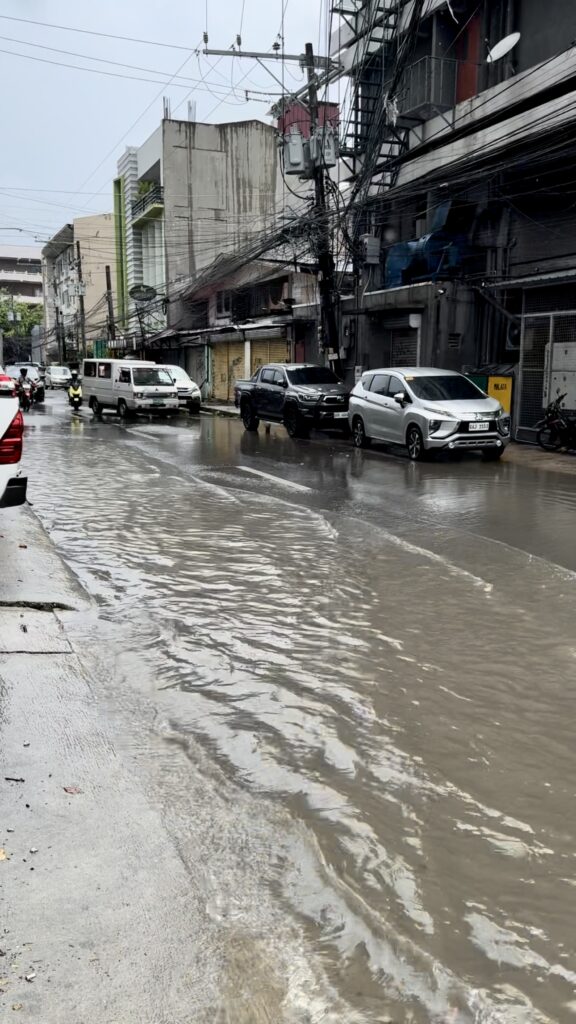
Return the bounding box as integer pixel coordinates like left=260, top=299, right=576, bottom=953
left=118, top=399, right=131, bottom=420
left=90, top=397, right=102, bottom=419
left=241, top=401, right=259, bottom=431
left=284, top=405, right=310, bottom=439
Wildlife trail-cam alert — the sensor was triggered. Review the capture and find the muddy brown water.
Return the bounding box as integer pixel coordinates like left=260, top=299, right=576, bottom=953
left=20, top=397, right=576, bottom=1022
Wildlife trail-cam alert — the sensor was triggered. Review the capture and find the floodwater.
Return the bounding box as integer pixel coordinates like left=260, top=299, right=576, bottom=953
left=21, top=395, right=576, bottom=1022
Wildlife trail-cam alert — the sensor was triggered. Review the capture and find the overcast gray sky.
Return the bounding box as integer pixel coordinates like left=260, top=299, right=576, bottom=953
left=0, top=0, right=329, bottom=249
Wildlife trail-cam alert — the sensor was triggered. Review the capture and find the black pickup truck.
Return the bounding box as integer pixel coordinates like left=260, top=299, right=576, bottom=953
left=235, top=363, right=350, bottom=438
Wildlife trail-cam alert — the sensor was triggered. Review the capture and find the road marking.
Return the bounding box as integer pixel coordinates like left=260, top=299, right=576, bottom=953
left=238, top=466, right=313, bottom=493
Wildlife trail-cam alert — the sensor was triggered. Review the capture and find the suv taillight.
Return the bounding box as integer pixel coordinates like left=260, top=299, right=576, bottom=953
left=0, top=409, right=24, bottom=464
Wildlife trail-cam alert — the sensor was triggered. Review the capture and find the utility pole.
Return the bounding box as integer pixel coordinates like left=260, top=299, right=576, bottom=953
left=76, top=240, right=86, bottom=359
left=203, top=38, right=340, bottom=362
left=304, top=42, right=339, bottom=361
left=55, top=306, right=64, bottom=364
left=105, top=265, right=116, bottom=341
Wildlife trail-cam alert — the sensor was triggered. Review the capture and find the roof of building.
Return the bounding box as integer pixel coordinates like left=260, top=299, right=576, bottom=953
left=0, top=244, right=42, bottom=262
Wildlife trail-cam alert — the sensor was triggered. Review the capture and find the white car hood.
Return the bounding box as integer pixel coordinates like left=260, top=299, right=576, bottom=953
left=421, top=397, right=501, bottom=420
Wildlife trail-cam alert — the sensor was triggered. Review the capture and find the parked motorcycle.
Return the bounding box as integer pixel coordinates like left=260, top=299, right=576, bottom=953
left=535, top=393, right=576, bottom=451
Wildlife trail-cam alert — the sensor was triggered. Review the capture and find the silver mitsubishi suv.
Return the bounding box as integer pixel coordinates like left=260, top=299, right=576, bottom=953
left=348, top=367, right=511, bottom=461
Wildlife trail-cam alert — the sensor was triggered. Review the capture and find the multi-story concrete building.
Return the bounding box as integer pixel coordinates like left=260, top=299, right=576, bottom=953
left=0, top=246, right=43, bottom=307
left=113, top=116, right=288, bottom=357
left=42, top=214, right=116, bottom=360
left=323, top=0, right=576, bottom=433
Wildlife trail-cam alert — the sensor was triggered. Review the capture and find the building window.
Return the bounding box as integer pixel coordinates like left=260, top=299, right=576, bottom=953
left=216, top=290, right=231, bottom=317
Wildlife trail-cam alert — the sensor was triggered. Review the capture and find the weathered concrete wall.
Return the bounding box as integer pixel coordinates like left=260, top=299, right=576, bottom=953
left=73, top=214, right=117, bottom=343
left=162, top=120, right=282, bottom=328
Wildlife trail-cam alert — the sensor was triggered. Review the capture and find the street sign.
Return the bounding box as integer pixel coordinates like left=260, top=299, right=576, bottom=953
left=129, top=284, right=157, bottom=303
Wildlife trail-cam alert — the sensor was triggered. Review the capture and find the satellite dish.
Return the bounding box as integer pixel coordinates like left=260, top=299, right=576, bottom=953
left=486, top=31, right=520, bottom=63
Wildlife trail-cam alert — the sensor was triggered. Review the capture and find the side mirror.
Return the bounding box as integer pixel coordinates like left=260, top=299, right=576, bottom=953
left=394, top=391, right=406, bottom=405
left=280, top=379, right=288, bottom=388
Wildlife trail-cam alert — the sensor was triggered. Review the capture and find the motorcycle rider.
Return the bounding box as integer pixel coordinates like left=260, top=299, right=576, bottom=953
left=16, top=367, right=32, bottom=409
left=68, top=369, right=83, bottom=409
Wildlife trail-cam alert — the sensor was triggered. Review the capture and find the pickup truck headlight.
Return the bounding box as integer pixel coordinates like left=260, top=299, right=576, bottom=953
left=301, top=393, right=320, bottom=402
left=134, top=391, right=144, bottom=398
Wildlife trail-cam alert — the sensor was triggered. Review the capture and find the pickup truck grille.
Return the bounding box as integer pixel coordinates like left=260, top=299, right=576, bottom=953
left=322, top=395, right=349, bottom=408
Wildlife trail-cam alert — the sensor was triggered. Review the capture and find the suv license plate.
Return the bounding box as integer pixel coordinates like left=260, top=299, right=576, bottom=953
left=469, top=421, right=489, bottom=431
left=334, top=411, right=348, bottom=419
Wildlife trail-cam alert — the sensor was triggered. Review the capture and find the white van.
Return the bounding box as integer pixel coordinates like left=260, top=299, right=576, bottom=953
left=82, top=359, right=179, bottom=419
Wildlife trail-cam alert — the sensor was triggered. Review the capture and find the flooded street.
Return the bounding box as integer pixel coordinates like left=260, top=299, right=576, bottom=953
left=20, top=394, right=576, bottom=1023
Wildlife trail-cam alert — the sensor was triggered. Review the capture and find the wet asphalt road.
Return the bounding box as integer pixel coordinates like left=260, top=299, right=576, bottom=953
left=19, top=392, right=576, bottom=1023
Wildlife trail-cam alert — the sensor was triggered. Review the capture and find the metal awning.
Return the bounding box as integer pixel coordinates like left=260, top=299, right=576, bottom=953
left=490, top=269, right=576, bottom=289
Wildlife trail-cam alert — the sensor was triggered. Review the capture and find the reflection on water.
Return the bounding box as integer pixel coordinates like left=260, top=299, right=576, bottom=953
left=22, top=410, right=576, bottom=1023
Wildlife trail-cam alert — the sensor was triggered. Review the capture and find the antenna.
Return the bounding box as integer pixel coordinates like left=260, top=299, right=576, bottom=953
left=486, top=31, right=521, bottom=63
left=163, top=96, right=171, bottom=119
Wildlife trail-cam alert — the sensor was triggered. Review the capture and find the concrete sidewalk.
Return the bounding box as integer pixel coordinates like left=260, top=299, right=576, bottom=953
left=201, top=402, right=239, bottom=418
left=0, top=510, right=206, bottom=1021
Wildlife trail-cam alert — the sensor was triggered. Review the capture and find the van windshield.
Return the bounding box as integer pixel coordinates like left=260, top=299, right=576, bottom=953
left=132, top=368, right=173, bottom=386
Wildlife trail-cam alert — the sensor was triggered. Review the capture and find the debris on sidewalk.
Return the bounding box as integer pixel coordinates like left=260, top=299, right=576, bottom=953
left=0, top=849, right=9, bottom=861
left=4, top=777, right=25, bottom=783
left=63, top=785, right=82, bottom=795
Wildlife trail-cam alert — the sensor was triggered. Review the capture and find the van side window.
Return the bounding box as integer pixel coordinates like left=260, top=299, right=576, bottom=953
left=118, top=369, right=131, bottom=383
left=98, top=363, right=111, bottom=379
left=84, top=361, right=96, bottom=378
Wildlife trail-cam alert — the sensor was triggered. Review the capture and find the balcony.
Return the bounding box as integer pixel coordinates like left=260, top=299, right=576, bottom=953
left=131, top=185, right=164, bottom=227
left=398, top=56, right=477, bottom=123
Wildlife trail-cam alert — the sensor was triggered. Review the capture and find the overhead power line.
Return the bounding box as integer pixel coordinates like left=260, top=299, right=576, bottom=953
left=0, top=33, right=258, bottom=93
left=0, top=13, right=193, bottom=51
left=0, top=45, right=242, bottom=92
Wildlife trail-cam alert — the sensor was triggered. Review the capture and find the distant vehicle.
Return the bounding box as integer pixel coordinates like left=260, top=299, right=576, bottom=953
left=46, top=365, right=72, bottom=389
left=13, top=361, right=45, bottom=383
left=163, top=364, right=202, bottom=414
left=235, top=363, right=350, bottom=438
left=0, top=373, right=26, bottom=508
left=6, top=365, right=45, bottom=404
left=81, top=358, right=179, bottom=419
left=348, top=367, right=510, bottom=461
